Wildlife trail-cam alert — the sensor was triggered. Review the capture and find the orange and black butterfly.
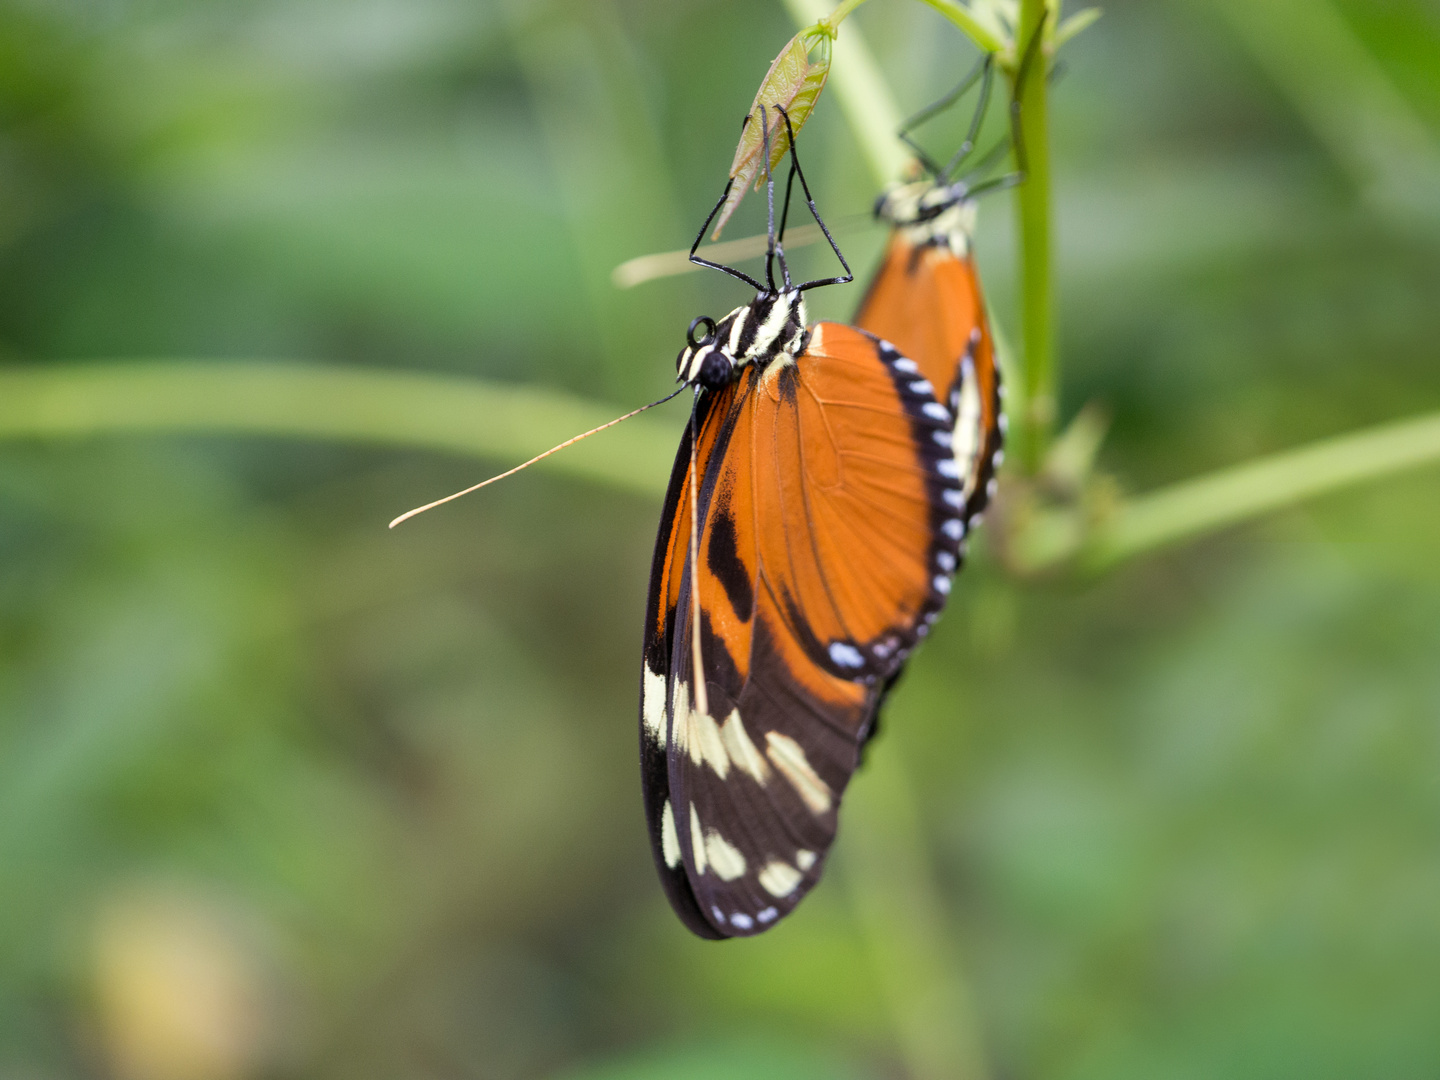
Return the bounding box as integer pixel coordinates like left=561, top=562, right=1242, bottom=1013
left=640, top=110, right=969, bottom=938
left=854, top=51, right=1036, bottom=537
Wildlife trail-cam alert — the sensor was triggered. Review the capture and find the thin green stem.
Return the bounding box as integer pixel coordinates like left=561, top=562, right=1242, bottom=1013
left=823, top=0, right=872, bottom=29
left=1013, top=0, right=1054, bottom=472
left=0, top=361, right=677, bottom=499
left=1086, top=409, right=1440, bottom=569
left=8, top=363, right=1438, bottom=572
left=912, top=0, right=1006, bottom=53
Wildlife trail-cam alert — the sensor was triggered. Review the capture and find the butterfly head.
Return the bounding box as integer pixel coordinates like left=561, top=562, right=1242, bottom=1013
left=677, top=289, right=808, bottom=391
left=874, top=179, right=978, bottom=253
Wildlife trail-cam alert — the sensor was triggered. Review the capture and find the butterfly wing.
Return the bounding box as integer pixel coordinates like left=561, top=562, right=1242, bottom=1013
left=855, top=231, right=1004, bottom=517
left=640, top=324, right=964, bottom=938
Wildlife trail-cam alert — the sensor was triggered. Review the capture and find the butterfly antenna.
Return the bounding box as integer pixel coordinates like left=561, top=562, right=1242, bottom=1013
left=388, top=386, right=686, bottom=528
left=687, top=389, right=709, bottom=718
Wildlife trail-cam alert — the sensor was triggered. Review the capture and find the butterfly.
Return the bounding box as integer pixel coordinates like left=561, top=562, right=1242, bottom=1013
left=853, top=51, right=1032, bottom=535
left=639, top=108, right=969, bottom=938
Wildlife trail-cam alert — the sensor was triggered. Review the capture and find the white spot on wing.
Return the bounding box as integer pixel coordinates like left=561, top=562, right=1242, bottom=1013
left=705, top=830, right=747, bottom=880
left=934, top=575, right=952, bottom=595
left=642, top=667, right=666, bottom=745
left=795, top=849, right=817, bottom=871
left=689, top=803, right=708, bottom=876
left=942, top=518, right=966, bottom=540
left=730, top=912, right=754, bottom=930
left=922, top=402, right=950, bottom=422
left=765, top=732, right=833, bottom=815
left=937, top=457, right=960, bottom=479
left=672, top=680, right=730, bottom=778
left=661, top=800, right=681, bottom=868
left=891, top=357, right=919, bottom=374
left=757, top=907, right=779, bottom=923
left=828, top=641, right=865, bottom=669
left=759, top=860, right=803, bottom=897
left=943, top=489, right=965, bottom=508
left=954, top=357, right=985, bottom=496
left=908, top=379, right=935, bottom=395
left=936, top=550, right=956, bottom=572
left=720, top=710, right=772, bottom=785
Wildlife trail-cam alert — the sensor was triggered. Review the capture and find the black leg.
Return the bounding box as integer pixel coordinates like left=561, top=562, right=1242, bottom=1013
left=898, top=53, right=988, bottom=178
left=960, top=15, right=1049, bottom=200
left=775, top=106, right=853, bottom=293
left=775, top=158, right=799, bottom=290
left=940, top=55, right=996, bottom=183
left=687, top=113, right=766, bottom=292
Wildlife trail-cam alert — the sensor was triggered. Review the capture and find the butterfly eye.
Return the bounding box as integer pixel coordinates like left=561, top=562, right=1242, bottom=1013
left=687, top=316, right=717, bottom=349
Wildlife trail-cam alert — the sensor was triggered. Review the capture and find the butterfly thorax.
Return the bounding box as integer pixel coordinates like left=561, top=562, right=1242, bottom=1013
left=677, top=288, right=808, bottom=391
left=874, top=179, right=978, bottom=256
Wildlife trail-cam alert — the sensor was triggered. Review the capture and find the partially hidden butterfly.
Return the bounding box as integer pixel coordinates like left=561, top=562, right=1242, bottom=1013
left=639, top=108, right=969, bottom=938
left=854, top=52, right=1025, bottom=537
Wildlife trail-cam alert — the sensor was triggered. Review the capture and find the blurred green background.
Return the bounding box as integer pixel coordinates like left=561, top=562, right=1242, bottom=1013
left=2, top=1, right=1440, bottom=1078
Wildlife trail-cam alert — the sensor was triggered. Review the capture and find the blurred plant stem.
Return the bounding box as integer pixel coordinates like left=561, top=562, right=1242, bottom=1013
left=1085, top=409, right=1440, bottom=570
left=0, top=362, right=677, bottom=499
left=1212, top=0, right=1440, bottom=226
left=841, top=737, right=988, bottom=1080
left=7, top=362, right=1440, bottom=571
left=1011, top=0, right=1055, bottom=471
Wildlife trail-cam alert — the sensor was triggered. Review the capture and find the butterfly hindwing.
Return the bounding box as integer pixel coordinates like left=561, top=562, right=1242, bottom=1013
left=640, top=324, right=963, bottom=937
left=855, top=231, right=1004, bottom=521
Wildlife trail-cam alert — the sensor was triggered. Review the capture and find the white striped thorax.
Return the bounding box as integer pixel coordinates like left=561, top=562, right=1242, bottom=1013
left=676, top=288, right=808, bottom=391
left=874, top=179, right=979, bottom=256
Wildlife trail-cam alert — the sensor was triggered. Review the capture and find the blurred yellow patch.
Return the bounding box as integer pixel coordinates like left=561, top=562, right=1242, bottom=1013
left=92, top=885, right=280, bottom=1080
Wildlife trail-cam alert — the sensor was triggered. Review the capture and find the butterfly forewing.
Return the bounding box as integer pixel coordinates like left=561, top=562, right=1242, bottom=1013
left=640, top=324, right=963, bottom=938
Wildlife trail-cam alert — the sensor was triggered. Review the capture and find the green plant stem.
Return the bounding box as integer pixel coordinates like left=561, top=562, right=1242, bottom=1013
left=8, top=364, right=1440, bottom=568
left=1212, top=0, right=1440, bottom=225
left=1086, top=409, right=1440, bottom=569
left=0, top=361, right=677, bottom=499
left=1013, top=0, right=1054, bottom=472
left=822, top=0, right=872, bottom=28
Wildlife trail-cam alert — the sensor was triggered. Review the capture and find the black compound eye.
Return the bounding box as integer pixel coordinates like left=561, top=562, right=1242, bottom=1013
left=698, top=350, right=733, bottom=390
left=687, top=315, right=717, bottom=349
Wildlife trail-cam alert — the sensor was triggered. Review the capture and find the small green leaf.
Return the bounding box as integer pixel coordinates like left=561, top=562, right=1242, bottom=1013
left=711, top=27, right=832, bottom=240
left=1054, top=6, right=1102, bottom=48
